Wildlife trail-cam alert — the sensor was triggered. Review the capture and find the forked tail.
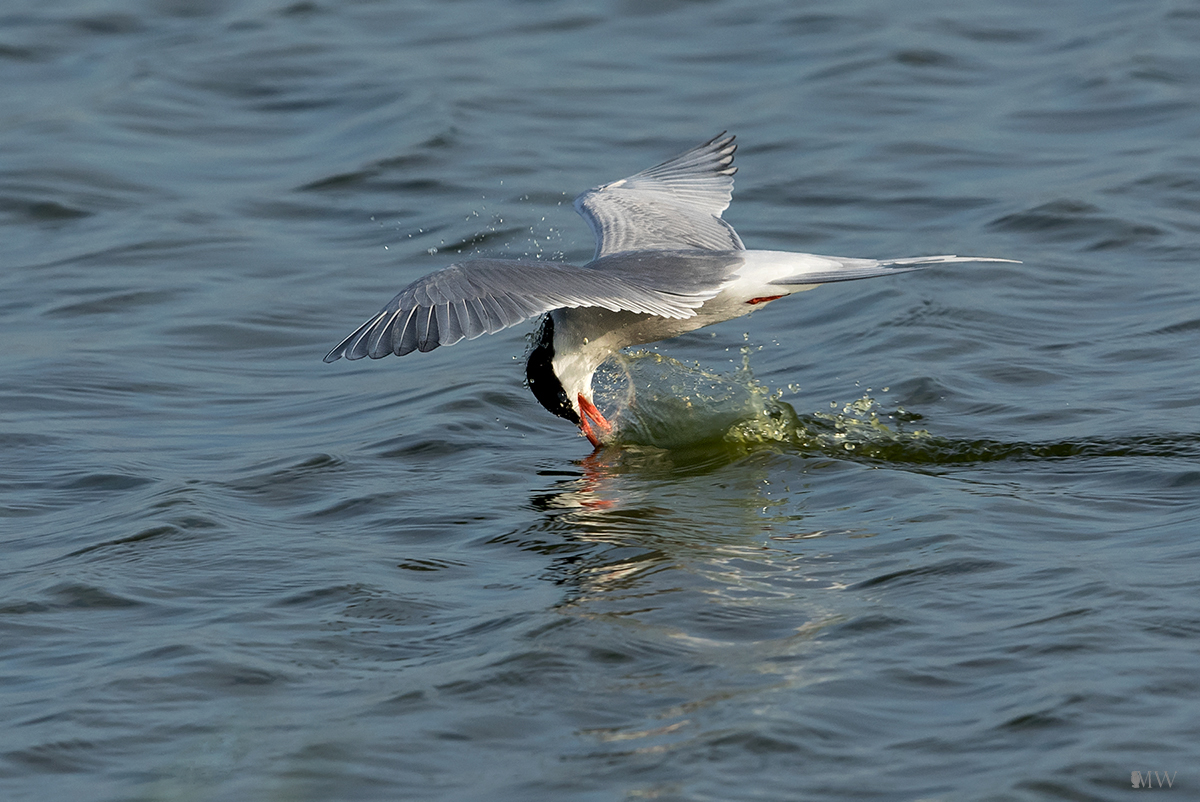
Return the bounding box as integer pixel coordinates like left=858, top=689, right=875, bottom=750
left=763, top=253, right=1021, bottom=286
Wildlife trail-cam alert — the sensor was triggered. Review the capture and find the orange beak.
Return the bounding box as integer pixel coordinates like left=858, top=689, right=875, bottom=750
left=577, top=394, right=613, bottom=447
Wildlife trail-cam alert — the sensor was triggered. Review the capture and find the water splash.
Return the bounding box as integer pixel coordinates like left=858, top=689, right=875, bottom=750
left=590, top=351, right=1200, bottom=466
left=591, top=350, right=928, bottom=455
left=591, top=350, right=780, bottom=450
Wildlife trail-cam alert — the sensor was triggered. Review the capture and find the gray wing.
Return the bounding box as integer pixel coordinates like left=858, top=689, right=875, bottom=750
left=573, top=133, right=744, bottom=259
left=324, top=258, right=718, bottom=362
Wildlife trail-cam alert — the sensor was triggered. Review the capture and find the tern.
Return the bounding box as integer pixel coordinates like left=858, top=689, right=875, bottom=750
left=325, top=134, right=1016, bottom=446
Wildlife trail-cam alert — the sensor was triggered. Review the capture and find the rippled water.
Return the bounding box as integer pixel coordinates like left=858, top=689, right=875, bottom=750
left=3, top=0, right=1199, bottom=799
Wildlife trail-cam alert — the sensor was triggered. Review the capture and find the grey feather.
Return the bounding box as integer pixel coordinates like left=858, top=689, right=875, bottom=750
left=574, top=133, right=744, bottom=259
left=323, top=253, right=738, bottom=362
left=324, top=132, right=1020, bottom=370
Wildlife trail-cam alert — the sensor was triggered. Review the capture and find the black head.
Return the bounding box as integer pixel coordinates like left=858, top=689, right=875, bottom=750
left=525, top=315, right=579, bottom=424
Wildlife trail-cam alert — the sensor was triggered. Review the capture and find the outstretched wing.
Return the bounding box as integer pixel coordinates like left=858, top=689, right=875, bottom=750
left=324, top=259, right=718, bottom=362
left=573, top=133, right=744, bottom=259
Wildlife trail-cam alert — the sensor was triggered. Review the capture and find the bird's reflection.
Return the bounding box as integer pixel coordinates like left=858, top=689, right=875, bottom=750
left=525, top=444, right=847, bottom=604
left=514, top=444, right=855, bottom=755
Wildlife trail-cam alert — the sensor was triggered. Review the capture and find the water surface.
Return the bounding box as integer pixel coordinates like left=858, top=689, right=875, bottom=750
left=3, top=1, right=1199, bottom=799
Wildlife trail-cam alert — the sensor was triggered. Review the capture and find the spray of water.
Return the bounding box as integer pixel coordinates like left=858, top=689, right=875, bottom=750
left=588, top=350, right=1200, bottom=467
left=590, top=349, right=931, bottom=457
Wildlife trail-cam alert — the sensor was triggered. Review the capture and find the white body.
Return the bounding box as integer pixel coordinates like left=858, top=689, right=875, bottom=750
left=550, top=250, right=826, bottom=410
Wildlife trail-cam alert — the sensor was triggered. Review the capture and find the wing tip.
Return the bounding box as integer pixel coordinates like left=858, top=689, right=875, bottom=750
left=323, top=310, right=388, bottom=363
left=707, top=131, right=735, bottom=148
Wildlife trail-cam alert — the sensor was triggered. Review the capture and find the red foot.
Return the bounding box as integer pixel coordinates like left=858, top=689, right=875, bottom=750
left=577, top=394, right=613, bottom=447
left=747, top=294, right=784, bottom=305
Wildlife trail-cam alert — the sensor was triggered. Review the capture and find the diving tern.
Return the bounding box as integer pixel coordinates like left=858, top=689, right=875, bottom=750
left=325, top=134, right=1016, bottom=446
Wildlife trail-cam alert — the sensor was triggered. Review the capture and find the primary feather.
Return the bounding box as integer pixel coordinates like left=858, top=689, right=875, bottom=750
left=573, top=132, right=744, bottom=258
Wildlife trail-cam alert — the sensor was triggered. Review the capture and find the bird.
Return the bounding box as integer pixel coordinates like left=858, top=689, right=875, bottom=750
left=324, top=133, right=1017, bottom=447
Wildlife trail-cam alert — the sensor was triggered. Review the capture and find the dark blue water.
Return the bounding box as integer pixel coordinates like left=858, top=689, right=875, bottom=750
left=3, top=1, right=1199, bottom=799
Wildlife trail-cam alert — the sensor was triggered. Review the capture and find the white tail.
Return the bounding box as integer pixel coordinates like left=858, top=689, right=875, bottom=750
left=736, top=250, right=1020, bottom=288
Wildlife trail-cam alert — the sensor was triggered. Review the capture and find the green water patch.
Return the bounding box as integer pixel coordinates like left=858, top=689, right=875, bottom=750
left=591, top=351, right=1200, bottom=467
